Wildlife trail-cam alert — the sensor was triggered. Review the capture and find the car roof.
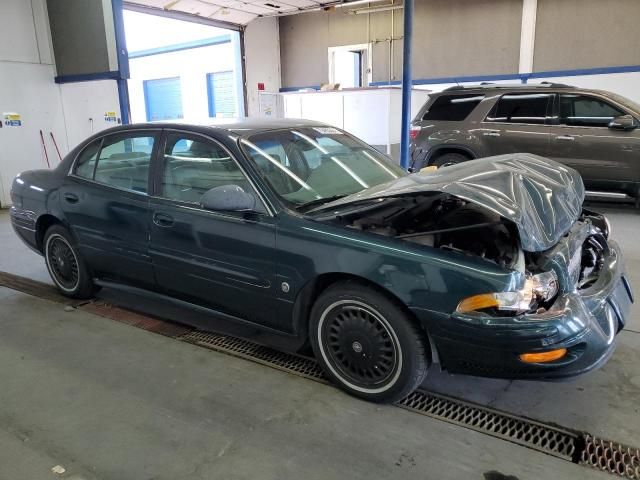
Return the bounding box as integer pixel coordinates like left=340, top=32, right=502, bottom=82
left=437, top=82, right=621, bottom=98
left=100, top=118, right=330, bottom=136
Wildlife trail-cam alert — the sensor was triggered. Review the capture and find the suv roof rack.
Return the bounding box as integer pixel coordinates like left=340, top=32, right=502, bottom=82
left=443, top=81, right=574, bottom=92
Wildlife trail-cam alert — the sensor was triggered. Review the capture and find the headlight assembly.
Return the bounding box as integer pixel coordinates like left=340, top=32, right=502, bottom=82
left=456, top=270, right=559, bottom=314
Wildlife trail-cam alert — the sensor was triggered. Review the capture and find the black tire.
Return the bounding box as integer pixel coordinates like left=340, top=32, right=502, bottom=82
left=309, top=281, right=429, bottom=403
left=431, top=152, right=468, bottom=168
left=44, top=225, right=99, bottom=299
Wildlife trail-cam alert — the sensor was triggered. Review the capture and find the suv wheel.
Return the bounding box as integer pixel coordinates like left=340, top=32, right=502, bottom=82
left=431, top=152, right=468, bottom=168
left=310, top=281, right=429, bottom=403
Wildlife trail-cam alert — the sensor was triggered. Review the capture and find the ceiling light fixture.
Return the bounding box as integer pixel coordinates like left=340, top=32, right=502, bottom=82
left=352, top=3, right=402, bottom=13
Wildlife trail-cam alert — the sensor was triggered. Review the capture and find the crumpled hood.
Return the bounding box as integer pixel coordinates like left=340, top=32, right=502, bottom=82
left=320, top=153, right=585, bottom=252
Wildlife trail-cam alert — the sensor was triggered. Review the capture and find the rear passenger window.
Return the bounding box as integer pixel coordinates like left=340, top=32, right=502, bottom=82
left=74, top=140, right=101, bottom=179
left=422, top=94, right=484, bottom=121
left=161, top=134, right=264, bottom=212
left=92, top=134, right=155, bottom=193
left=486, top=93, right=551, bottom=124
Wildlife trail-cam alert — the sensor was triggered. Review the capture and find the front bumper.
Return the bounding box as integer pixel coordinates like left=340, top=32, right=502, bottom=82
left=427, top=238, right=633, bottom=380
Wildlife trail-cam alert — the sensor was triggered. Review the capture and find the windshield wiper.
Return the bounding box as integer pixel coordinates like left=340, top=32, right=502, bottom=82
left=296, top=194, right=350, bottom=212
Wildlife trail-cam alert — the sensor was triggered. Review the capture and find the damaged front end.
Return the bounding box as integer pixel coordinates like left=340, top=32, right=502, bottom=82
left=311, top=154, right=633, bottom=379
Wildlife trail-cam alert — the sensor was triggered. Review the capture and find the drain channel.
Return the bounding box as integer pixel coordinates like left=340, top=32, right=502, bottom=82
left=581, top=435, right=640, bottom=479
left=1, top=272, right=639, bottom=477
left=179, top=330, right=580, bottom=462
left=398, top=390, right=579, bottom=461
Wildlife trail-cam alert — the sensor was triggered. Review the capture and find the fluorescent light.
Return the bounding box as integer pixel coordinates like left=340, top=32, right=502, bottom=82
left=335, top=0, right=393, bottom=8
left=352, top=4, right=403, bottom=14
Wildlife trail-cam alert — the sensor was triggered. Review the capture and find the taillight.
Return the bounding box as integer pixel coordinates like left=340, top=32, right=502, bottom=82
left=409, top=125, right=421, bottom=140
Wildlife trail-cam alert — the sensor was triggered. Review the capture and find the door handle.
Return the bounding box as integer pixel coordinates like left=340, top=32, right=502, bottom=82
left=556, top=135, right=575, bottom=141
left=483, top=130, right=501, bottom=137
left=63, top=192, right=79, bottom=203
left=153, top=212, right=174, bottom=227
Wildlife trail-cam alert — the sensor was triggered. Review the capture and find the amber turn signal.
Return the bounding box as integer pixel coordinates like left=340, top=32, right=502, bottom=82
left=456, top=294, right=500, bottom=313
left=519, top=348, right=567, bottom=364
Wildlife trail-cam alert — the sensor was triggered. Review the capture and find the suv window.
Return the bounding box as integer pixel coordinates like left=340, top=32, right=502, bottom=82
left=161, top=133, right=265, bottom=212
left=486, top=93, right=552, bottom=124
left=422, top=94, right=484, bottom=121
left=559, top=94, right=624, bottom=127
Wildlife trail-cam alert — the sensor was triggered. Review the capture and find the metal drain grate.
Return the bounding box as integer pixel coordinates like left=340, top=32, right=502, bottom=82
left=179, top=330, right=326, bottom=381
left=581, top=435, right=640, bottom=479
left=398, top=390, right=580, bottom=461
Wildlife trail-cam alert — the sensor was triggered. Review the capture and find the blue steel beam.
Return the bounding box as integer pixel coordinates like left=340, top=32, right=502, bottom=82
left=399, top=0, right=414, bottom=169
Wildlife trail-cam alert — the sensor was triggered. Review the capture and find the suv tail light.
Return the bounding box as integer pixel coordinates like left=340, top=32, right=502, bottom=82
left=409, top=125, right=421, bottom=140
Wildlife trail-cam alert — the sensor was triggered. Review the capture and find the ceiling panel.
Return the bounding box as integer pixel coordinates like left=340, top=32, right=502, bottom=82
left=125, top=0, right=336, bottom=26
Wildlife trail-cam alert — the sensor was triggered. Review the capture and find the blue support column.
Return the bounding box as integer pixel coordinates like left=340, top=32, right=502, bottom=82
left=112, top=0, right=131, bottom=124
left=399, top=0, right=414, bottom=169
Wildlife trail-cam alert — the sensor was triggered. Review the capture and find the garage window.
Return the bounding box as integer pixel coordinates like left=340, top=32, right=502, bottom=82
left=486, top=93, right=552, bottom=124
left=207, top=71, right=236, bottom=118
left=144, top=77, right=183, bottom=121
left=422, top=94, right=485, bottom=121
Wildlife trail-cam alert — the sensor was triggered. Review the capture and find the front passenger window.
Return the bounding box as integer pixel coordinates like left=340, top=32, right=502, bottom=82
left=161, top=134, right=263, bottom=212
left=559, top=95, right=624, bottom=127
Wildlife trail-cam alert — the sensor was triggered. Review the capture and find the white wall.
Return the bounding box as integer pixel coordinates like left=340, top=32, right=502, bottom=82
left=244, top=17, right=281, bottom=117
left=0, top=0, right=120, bottom=207
left=527, top=73, right=640, bottom=106
left=59, top=80, right=122, bottom=149
left=0, top=0, right=62, bottom=207
left=282, top=88, right=430, bottom=161
left=128, top=40, right=241, bottom=123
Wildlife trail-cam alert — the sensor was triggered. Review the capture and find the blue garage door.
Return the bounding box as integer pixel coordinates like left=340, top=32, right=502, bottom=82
left=144, top=77, right=183, bottom=122
left=207, top=71, right=236, bottom=118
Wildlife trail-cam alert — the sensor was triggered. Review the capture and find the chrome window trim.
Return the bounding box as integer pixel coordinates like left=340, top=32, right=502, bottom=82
left=157, top=128, right=275, bottom=217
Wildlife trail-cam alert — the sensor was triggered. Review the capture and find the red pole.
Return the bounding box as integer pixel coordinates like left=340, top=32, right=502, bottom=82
left=39, top=130, right=51, bottom=168
left=50, top=132, right=63, bottom=162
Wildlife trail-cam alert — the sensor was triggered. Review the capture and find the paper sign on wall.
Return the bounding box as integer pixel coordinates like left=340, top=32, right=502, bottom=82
left=3, top=112, right=22, bottom=127
left=104, top=111, right=118, bottom=123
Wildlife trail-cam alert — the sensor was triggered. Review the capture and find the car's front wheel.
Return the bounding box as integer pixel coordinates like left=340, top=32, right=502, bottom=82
left=44, top=225, right=99, bottom=299
left=310, top=281, right=429, bottom=403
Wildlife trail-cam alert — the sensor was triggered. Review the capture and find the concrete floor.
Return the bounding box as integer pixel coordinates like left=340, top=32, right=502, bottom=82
left=0, top=205, right=638, bottom=479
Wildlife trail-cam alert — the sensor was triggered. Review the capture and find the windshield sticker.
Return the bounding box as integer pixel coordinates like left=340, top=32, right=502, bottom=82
left=312, top=127, right=343, bottom=135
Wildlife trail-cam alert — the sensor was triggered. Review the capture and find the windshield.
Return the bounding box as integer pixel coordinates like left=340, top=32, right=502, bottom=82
left=607, top=92, right=640, bottom=115
left=240, top=127, right=406, bottom=208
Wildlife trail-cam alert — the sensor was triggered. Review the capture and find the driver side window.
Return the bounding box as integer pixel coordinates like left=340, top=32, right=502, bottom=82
left=160, top=133, right=265, bottom=213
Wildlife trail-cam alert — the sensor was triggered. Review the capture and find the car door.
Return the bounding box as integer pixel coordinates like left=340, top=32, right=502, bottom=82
left=479, top=92, right=553, bottom=157
left=549, top=93, right=640, bottom=191
left=61, top=130, right=158, bottom=288
left=148, top=130, right=280, bottom=329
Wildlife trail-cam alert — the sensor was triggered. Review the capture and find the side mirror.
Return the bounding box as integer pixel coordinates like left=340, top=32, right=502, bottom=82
left=608, top=114, right=637, bottom=131
left=200, top=185, right=256, bottom=212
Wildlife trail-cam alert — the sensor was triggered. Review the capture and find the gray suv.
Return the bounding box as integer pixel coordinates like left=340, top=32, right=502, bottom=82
left=410, top=83, right=640, bottom=205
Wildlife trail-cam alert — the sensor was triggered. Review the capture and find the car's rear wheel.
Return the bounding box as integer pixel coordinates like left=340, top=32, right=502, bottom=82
left=44, top=225, right=99, bottom=299
left=310, top=281, right=429, bottom=403
left=431, top=152, right=468, bottom=168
